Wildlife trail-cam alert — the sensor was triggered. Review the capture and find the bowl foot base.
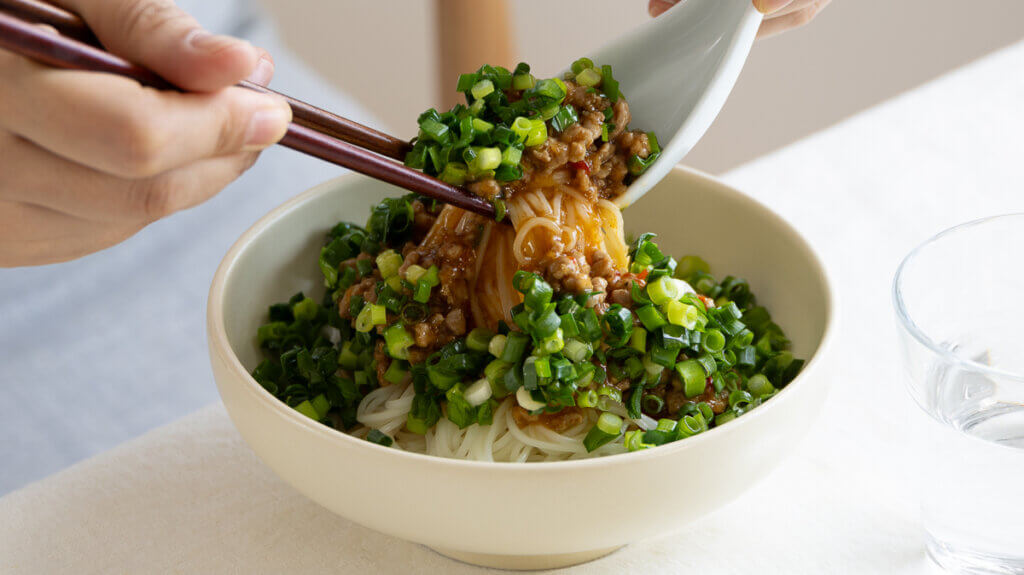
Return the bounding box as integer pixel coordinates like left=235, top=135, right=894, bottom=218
left=430, top=545, right=623, bottom=570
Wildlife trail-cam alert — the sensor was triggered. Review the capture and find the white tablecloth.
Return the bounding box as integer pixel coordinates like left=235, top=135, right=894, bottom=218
left=3, top=39, right=1022, bottom=575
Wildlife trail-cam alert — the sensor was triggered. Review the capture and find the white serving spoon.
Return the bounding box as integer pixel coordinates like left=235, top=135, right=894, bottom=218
left=576, top=0, right=762, bottom=208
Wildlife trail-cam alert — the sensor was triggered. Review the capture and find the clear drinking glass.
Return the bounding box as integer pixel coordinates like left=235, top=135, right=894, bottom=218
left=894, top=214, right=1024, bottom=574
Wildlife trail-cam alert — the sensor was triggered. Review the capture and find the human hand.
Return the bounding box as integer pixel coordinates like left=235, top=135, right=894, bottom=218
left=0, top=0, right=292, bottom=267
left=648, top=0, right=831, bottom=38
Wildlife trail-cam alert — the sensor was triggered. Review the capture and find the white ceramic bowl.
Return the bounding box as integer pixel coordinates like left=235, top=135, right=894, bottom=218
left=208, top=166, right=835, bottom=570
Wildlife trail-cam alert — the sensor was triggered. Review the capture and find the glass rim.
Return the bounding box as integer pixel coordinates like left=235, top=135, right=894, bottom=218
left=892, top=212, right=1024, bottom=383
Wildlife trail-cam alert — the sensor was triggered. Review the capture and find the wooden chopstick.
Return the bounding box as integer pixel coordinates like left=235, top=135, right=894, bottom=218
left=0, top=10, right=495, bottom=218
left=0, top=0, right=95, bottom=44
left=0, top=0, right=412, bottom=162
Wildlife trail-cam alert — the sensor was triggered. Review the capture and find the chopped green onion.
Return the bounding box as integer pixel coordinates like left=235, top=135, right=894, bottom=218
left=715, top=411, right=737, bottom=426
left=384, top=324, right=414, bottom=359
left=488, top=334, right=507, bottom=358
left=366, top=429, right=393, bottom=446
left=404, top=264, right=427, bottom=283
left=647, top=276, right=681, bottom=305
left=644, top=395, right=666, bottom=414
left=583, top=412, right=623, bottom=452
left=676, top=359, right=707, bottom=398
left=375, top=250, right=403, bottom=279
left=294, top=399, right=319, bottom=420
left=563, top=338, right=592, bottom=363
left=456, top=73, right=479, bottom=92
left=630, top=329, right=647, bottom=353
left=624, top=429, right=652, bottom=451
left=512, top=73, right=536, bottom=90
left=676, top=255, right=710, bottom=281
left=560, top=313, right=580, bottom=338
left=666, top=300, right=701, bottom=329
left=531, top=78, right=567, bottom=102
left=525, top=119, right=548, bottom=147
left=534, top=356, right=552, bottom=378
left=602, top=305, right=634, bottom=347
left=647, top=131, right=661, bottom=155
left=676, top=414, right=706, bottom=438
left=493, top=197, right=508, bottom=221
left=642, top=352, right=666, bottom=376
left=465, top=378, right=493, bottom=407
left=575, top=67, right=602, bottom=87
left=570, top=57, right=594, bottom=75
left=439, top=162, right=468, bottom=185
left=468, top=98, right=486, bottom=116
left=600, top=64, right=621, bottom=103
left=500, top=332, right=530, bottom=363
left=310, top=394, right=330, bottom=418
left=596, top=412, right=622, bottom=434
left=695, top=353, right=716, bottom=375
left=469, top=147, right=502, bottom=172
left=576, top=308, right=602, bottom=342
left=539, top=328, right=565, bottom=354
left=577, top=388, right=599, bottom=408
left=471, top=79, right=495, bottom=100
left=370, top=303, right=387, bottom=326
left=384, top=275, right=403, bottom=294
left=511, top=117, right=533, bottom=143
left=384, top=360, right=408, bottom=384
left=292, top=297, right=318, bottom=322
left=419, top=118, right=450, bottom=143
left=413, top=280, right=432, bottom=303
left=465, top=327, right=493, bottom=352
left=354, top=305, right=375, bottom=333
left=501, top=145, right=523, bottom=167
left=469, top=118, right=493, bottom=133
left=747, top=374, right=775, bottom=398
left=516, top=386, right=546, bottom=410
left=636, top=305, right=668, bottom=331
left=551, top=105, right=579, bottom=132
left=703, top=329, right=726, bottom=353
left=539, top=102, right=561, bottom=120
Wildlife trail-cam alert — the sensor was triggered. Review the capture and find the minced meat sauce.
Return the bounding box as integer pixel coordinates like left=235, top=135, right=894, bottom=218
left=339, top=80, right=659, bottom=431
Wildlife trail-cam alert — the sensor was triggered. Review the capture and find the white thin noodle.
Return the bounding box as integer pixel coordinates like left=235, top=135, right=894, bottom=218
left=355, top=383, right=626, bottom=462
left=508, top=186, right=628, bottom=269
left=351, top=184, right=632, bottom=461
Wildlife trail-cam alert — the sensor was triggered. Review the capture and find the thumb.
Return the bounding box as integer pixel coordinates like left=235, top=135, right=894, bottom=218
left=62, top=0, right=259, bottom=92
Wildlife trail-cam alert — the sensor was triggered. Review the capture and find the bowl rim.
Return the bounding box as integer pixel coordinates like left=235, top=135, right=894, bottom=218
left=208, top=164, right=837, bottom=472
left=892, top=212, right=1024, bottom=383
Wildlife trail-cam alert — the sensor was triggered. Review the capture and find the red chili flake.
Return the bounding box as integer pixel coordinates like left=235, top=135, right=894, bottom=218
left=698, top=295, right=715, bottom=308
left=570, top=161, right=591, bottom=173
left=636, top=269, right=649, bottom=281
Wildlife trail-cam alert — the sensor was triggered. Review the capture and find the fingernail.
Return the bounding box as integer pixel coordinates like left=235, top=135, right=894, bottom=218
left=246, top=56, right=275, bottom=86
left=187, top=29, right=243, bottom=53
left=753, top=0, right=793, bottom=14
left=649, top=0, right=679, bottom=16
left=244, top=101, right=291, bottom=151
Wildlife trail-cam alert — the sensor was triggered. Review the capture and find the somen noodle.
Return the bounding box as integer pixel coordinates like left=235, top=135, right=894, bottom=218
left=251, top=59, right=804, bottom=461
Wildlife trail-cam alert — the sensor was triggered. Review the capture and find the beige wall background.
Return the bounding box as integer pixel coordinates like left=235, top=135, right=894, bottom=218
left=257, top=0, right=1024, bottom=174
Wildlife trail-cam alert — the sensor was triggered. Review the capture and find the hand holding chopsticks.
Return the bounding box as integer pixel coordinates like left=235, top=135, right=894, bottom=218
left=0, top=0, right=495, bottom=218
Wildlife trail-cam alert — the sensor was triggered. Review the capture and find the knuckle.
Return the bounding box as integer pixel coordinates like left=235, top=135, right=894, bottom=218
left=118, top=1, right=189, bottom=41
left=213, top=97, right=250, bottom=154
left=136, top=177, right=178, bottom=221
left=111, top=105, right=167, bottom=178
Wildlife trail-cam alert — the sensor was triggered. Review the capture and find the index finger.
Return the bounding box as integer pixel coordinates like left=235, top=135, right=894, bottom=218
left=53, top=0, right=259, bottom=91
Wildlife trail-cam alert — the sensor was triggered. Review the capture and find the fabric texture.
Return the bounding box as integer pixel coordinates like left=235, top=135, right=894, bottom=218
left=0, top=0, right=375, bottom=493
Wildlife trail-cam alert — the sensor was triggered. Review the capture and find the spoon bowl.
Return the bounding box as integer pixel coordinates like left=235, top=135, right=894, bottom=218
left=580, top=0, right=762, bottom=207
